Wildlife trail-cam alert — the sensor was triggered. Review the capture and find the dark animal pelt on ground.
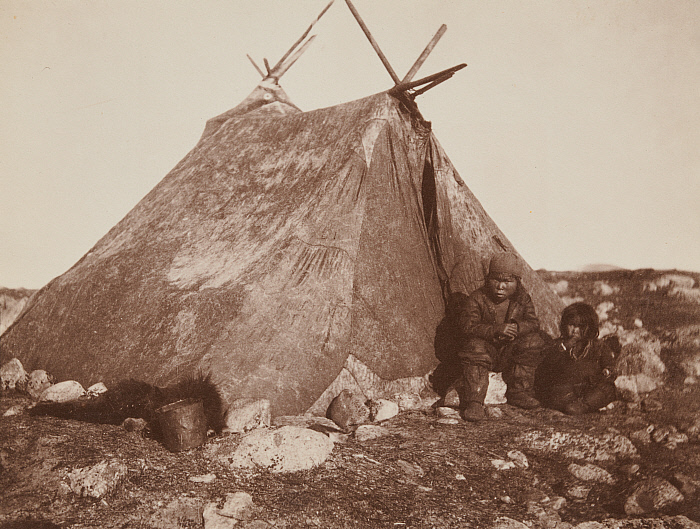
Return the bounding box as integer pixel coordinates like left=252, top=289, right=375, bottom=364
left=30, top=372, right=225, bottom=440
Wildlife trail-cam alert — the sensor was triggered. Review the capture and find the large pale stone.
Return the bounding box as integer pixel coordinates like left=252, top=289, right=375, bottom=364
left=39, top=380, right=86, bottom=402
left=219, top=426, right=334, bottom=473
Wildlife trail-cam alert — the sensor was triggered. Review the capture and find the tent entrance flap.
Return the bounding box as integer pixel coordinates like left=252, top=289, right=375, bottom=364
left=421, top=142, right=449, bottom=299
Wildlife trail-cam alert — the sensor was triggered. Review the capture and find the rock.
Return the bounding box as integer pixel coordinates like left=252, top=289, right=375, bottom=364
left=272, top=415, right=350, bottom=443
left=507, top=450, right=528, bottom=469
left=550, top=280, right=569, bottom=295
left=566, top=485, right=592, bottom=501
left=0, top=358, right=27, bottom=391
left=4, top=404, right=27, bottom=416
left=567, top=463, right=615, bottom=484
left=148, top=497, right=204, bottom=529
left=621, top=463, right=641, bottom=477
left=593, top=281, right=616, bottom=296
left=651, top=424, right=677, bottom=443
left=217, top=426, right=334, bottom=473
left=615, top=374, right=661, bottom=401
left=485, top=371, right=507, bottom=405
left=633, top=318, right=644, bottom=328
left=624, top=477, right=684, bottom=515
left=491, top=516, right=530, bottom=529
left=684, top=416, right=700, bottom=439
left=327, top=389, right=370, bottom=430
left=641, top=398, right=663, bottom=412
left=596, top=301, right=615, bottom=321
left=220, top=491, right=255, bottom=520
left=630, top=426, right=653, bottom=445
left=367, top=398, right=399, bottom=422
left=396, top=459, right=424, bottom=480
left=672, top=473, right=699, bottom=497
left=39, top=380, right=86, bottom=402
left=680, top=353, right=700, bottom=379
left=516, top=429, right=638, bottom=462
left=189, top=473, right=217, bottom=483
left=526, top=500, right=563, bottom=528
left=392, top=392, right=422, bottom=411
left=491, top=459, right=516, bottom=470
left=203, top=492, right=256, bottom=529
left=649, top=274, right=696, bottom=290
left=25, top=370, right=54, bottom=399
left=486, top=406, right=504, bottom=419
left=66, top=459, right=128, bottom=498
left=86, top=382, right=108, bottom=396
left=354, top=424, right=390, bottom=442
left=437, top=418, right=461, bottom=425
left=573, top=523, right=605, bottom=529
left=615, top=330, right=666, bottom=398
left=664, top=432, right=689, bottom=450
left=442, top=386, right=460, bottom=407
left=224, top=398, right=271, bottom=433
left=121, top=417, right=148, bottom=434
left=436, top=406, right=460, bottom=419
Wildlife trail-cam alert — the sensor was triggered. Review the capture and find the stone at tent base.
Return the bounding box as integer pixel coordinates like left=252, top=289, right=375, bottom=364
left=39, top=380, right=86, bottom=403
left=215, top=426, right=334, bottom=473
left=25, top=370, right=54, bottom=400
left=86, top=382, right=108, bottom=396
left=368, top=398, right=399, bottom=422
left=224, top=398, right=271, bottom=433
left=327, top=389, right=370, bottom=430
left=0, top=358, right=27, bottom=391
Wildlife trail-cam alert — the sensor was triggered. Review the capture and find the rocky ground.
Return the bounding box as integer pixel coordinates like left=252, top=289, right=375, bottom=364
left=1, top=269, right=699, bottom=529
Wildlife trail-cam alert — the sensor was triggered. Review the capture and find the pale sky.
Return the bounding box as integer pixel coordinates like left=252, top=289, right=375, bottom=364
left=1, top=1, right=699, bottom=289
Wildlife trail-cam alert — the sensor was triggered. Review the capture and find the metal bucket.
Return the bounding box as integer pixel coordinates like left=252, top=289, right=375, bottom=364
left=156, top=398, right=207, bottom=452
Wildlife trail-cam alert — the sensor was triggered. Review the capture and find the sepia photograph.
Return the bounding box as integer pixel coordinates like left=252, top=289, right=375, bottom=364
left=1, top=2, right=699, bottom=527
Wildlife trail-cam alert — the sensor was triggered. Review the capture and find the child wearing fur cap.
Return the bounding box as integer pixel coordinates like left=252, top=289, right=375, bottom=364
left=535, top=302, right=619, bottom=415
left=454, top=252, right=549, bottom=422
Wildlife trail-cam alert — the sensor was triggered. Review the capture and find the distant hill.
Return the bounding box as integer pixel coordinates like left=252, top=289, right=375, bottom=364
left=579, top=263, right=628, bottom=272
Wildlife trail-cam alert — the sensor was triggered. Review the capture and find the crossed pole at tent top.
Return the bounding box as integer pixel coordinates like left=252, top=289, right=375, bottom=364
left=343, top=0, right=466, bottom=98
left=244, top=0, right=466, bottom=100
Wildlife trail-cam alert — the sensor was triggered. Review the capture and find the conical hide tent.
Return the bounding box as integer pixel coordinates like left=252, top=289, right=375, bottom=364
left=0, top=89, right=563, bottom=416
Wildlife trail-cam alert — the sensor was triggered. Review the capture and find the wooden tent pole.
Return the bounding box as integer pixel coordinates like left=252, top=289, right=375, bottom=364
left=271, top=0, right=334, bottom=75
left=246, top=54, right=265, bottom=78
left=344, top=0, right=401, bottom=84
left=390, top=63, right=466, bottom=93
left=402, top=24, right=447, bottom=83
left=275, top=35, right=317, bottom=79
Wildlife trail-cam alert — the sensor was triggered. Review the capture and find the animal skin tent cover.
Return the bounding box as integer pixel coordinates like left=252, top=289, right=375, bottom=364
left=0, top=82, right=563, bottom=416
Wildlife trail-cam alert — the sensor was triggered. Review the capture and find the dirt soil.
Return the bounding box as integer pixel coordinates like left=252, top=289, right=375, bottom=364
left=1, top=269, right=699, bottom=529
